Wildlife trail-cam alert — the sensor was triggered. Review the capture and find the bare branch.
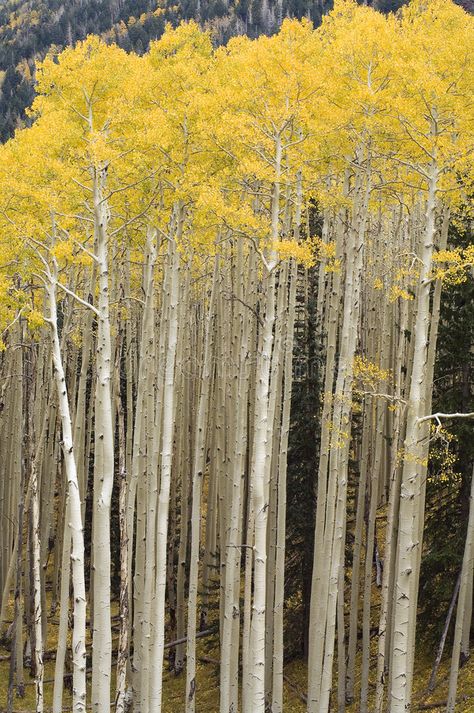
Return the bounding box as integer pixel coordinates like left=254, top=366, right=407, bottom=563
left=418, top=412, right=474, bottom=425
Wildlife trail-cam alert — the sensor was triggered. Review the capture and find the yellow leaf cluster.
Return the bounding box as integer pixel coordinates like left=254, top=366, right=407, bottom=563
left=273, top=240, right=315, bottom=267
left=428, top=427, right=461, bottom=484
left=26, top=309, right=45, bottom=331
left=389, top=285, right=414, bottom=302
left=353, top=355, right=391, bottom=389
left=431, top=246, right=474, bottom=285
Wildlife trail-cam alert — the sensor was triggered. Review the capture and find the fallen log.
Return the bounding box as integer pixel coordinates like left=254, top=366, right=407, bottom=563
left=416, top=696, right=471, bottom=711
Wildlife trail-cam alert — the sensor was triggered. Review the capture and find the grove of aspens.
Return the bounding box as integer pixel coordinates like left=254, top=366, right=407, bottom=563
left=0, top=1, right=473, bottom=711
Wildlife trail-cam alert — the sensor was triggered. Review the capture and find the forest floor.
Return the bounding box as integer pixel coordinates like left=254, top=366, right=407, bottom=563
left=1, top=609, right=474, bottom=713
left=1, top=507, right=473, bottom=711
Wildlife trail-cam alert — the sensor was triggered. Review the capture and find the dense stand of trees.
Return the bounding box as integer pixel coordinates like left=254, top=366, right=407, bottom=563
left=0, top=2, right=473, bottom=712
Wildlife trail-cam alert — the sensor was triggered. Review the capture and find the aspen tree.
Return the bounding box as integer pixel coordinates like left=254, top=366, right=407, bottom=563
left=388, top=5, right=474, bottom=708
left=148, top=232, right=180, bottom=711
left=7, top=336, right=25, bottom=713
left=446, top=464, right=474, bottom=713
left=29, top=374, right=44, bottom=713
left=272, top=253, right=299, bottom=713
left=90, top=158, right=115, bottom=713
left=43, top=254, right=88, bottom=713
left=222, top=244, right=253, bottom=713
left=186, top=258, right=218, bottom=711
left=115, top=335, right=130, bottom=713
left=264, top=258, right=289, bottom=709
left=73, top=269, right=96, bottom=507
left=139, top=236, right=161, bottom=713
left=129, top=236, right=157, bottom=698
left=375, top=311, right=409, bottom=711
left=175, top=329, right=192, bottom=675
left=346, top=405, right=370, bottom=704
left=360, top=354, right=389, bottom=711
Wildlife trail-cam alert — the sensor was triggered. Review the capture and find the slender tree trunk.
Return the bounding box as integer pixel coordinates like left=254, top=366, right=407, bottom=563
left=428, top=572, right=461, bottom=694
left=446, top=464, right=474, bottom=713
left=375, top=294, right=409, bottom=713
left=186, top=258, right=218, bottom=712
left=116, top=345, right=131, bottom=713
left=272, top=255, right=298, bottom=713
left=390, top=163, right=439, bottom=713
left=47, top=269, right=87, bottom=713
left=346, top=409, right=370, bottom=703
left=91, top=165, right=115, bottom=713
left=149, top=227, right=181, bottom=711
left=29, top=390, right=44, bottom=713
left=8, top=347, right=25, bottom=713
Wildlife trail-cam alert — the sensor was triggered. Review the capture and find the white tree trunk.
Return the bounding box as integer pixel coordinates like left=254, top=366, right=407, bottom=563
left=149, top=228, right=181, bottom=711
left=390, top=164, right=439, bottom=713
left=47, top=275, right=87, bottom=713
left=91, top=166, right=114, bottom=713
